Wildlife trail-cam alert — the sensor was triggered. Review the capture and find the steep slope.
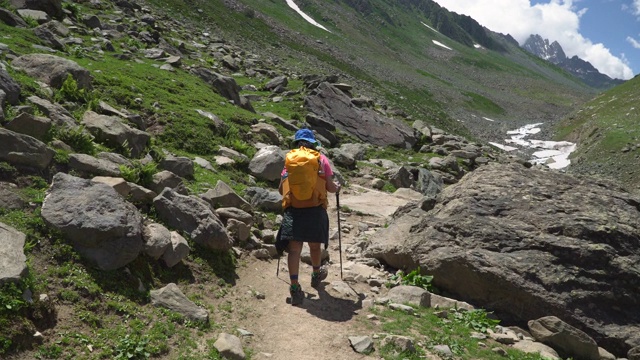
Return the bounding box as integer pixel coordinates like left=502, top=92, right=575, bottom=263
left=554, top=75, right=640, bottom=191
left=158, top=0, right=597, bottom=143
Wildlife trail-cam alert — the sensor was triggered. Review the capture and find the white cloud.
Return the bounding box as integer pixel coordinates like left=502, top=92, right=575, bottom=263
left=633, top=0, right=640, bottom=16
left=432, top=0, right=634, bottom=79
left=628, top=36, right=640, bottom=49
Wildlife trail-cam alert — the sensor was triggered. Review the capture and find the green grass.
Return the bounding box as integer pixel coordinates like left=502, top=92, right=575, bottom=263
left=372, top=305, right=548, bottom=360
left=462, top=91, right=505, bottom=115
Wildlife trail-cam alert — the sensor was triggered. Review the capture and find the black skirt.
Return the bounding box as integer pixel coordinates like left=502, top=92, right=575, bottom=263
left=275, top=205, right=329, bottom=254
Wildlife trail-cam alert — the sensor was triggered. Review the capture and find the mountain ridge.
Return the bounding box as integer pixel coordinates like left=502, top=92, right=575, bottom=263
left=522, top=34, right=625, bottom=90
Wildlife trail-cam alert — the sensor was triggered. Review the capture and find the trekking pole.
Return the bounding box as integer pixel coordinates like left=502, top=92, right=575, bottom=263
left=336, top=191, right=343, bottom=279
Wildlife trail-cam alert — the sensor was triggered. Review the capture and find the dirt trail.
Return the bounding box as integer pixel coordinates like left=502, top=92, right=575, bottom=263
left=217, top=187, right=418, bottom=360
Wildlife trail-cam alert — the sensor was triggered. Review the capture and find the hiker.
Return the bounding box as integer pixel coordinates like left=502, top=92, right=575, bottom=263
left=278, top=128, right=340, bottom=306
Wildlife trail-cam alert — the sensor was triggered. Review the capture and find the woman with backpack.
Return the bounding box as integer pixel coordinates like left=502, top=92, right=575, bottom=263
left=278, top=128, right=340, bottom=306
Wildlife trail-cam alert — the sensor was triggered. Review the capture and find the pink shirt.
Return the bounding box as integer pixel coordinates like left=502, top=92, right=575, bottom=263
left=281, top=153, right=333, bottom=178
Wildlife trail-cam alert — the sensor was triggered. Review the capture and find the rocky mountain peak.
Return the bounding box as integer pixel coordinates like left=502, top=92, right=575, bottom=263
left=521, top=34, right=624, bottom=89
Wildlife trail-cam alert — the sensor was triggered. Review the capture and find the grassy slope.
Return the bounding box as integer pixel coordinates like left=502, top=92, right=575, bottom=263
left=554, top=75, right=640, bottom=190
left=0, top=0, right=618, bottom=359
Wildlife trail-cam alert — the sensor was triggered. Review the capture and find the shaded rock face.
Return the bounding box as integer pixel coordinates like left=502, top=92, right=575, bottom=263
left=9, top=0, right=63, bottom=19
left=41, top=173, right=144, bottom=270
left=305, top=82, right=417, bottom=148
left=363, top=163, right=640, bottom=356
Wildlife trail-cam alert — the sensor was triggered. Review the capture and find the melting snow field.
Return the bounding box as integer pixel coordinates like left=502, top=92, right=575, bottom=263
left=489, top=123, right=576, bottom=170
left=285, top=0, right=330, bottom=32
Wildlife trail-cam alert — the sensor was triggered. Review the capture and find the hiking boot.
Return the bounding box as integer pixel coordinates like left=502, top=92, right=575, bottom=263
left=311, top=267, right=328, bottom=288
left=290, top=284, right=304, bottom=306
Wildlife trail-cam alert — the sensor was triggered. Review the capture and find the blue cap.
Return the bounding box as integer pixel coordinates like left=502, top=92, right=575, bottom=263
left=293, top=129, right=317, bottom=146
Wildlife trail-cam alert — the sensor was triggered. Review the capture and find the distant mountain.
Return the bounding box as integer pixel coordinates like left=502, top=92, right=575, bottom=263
left=522, top=34, right=625, bottom=89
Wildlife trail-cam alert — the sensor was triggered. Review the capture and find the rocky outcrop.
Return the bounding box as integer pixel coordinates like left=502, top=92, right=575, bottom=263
left=11, top=54, right=92, bottom=90
left=363, top=162, right=640, bottom=355
left=81, top=111, right=150, bottom=158
left=248, top=145, right=285, bottom=182
left=9, top=0, right=63, bottom=19
left=0, top=69, right=21, bottom=105
left=41, top=173, right=144, bottom=270
left=305, top=82, right=417, bottom=148
left=0, top=222, right=28, bottom=283
left=190, top=67, right=255, bottom=113
left=0, top=128, right=55, bottom=170
left=150, top=283, right=208, bottom=322
left=153, top=188, right=233, bottom=251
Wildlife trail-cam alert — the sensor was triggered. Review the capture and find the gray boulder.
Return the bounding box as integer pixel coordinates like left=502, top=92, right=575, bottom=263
left=264, top=75, right=288, bottom=91
left=150, top=283, right=208, bottom=322
left=0, top=8, right=28, bottom=28
left=162, top=231, right=190, bottom=268
left=68, top=153, right=121, bottom=177
left=384, top=285, right=429, bottom=307
left=153, top=188, right=233, bottom=251
left=27, top=96, right=77, bottom=128
left=0, top=69, right=21, bottom=105
left=190, top=67, right=255, bottom=113
left=159, top=155, right=194, bottom=179
left=213, top=333, right=245, bottom=360
left=528, top=316, right=599, bottom=360
left=215, top=207, right=253, bottom=226
left=414, top=168, right=443, bottom=197
left=12, top=53, right=92, bottom=90
left=0, top=128, right=54, bottom=170
left=248, top=145, right=284, bottom=182
left=149, top=170, right=187, bottom=195
left=244, top=187, right=281, bottom=212
left=305, top=82, right=416, bottom=148
left=41, top=173, right=144, bottom=270
left=9, top=0, right=63, bottom=19
left=0, top=183, right=26, bottom=211
left=0, top=222, right=28, bottom=283
left=199, top=180, right=252, bottom=212
left=5, top=112, right=52, bottom=140
left=142, top=223, right=172, bottom=260
left=363, top=162, right=640, bottom=356
left=81, top=111, right=150, bottom=158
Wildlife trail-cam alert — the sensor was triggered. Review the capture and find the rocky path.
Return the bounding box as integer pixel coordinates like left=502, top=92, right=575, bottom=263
left=215, top=186, right=419, bottom=360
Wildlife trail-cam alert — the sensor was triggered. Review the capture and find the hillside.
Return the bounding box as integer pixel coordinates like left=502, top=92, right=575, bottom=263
left=554, top=75, right=640, bottom=191
left=1, top=0, right=639, bottom=359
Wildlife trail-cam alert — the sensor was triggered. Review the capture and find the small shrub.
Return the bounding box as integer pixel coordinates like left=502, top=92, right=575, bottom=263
left=54, top=126, right=96, bottom=155
left=119, top=161, right=157, bottom=188
left=390, top=267, right=435, bottom=292
left=22, top=16, right=38, bottom=28
left=114, top=334, right=150, bottom=360
left=62, top=1, right=81, bottom=18
left=54, top=74, right=92, bottom=103
left=449, top=308, right=500, bottom=333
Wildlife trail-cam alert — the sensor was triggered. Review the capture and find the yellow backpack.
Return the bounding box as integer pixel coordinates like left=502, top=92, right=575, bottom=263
left=282, top=147, right=327, bottom=209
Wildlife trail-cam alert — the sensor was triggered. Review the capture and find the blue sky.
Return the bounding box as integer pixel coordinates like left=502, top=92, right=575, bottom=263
left=431, top=0, right=639, bottom=80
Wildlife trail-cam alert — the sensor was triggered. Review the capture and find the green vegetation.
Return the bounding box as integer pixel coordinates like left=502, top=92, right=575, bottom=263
left=389, top=267, right=435, bottom=292
left=554, top=76, right=640, bottom=188
left=372, top=304, right=545, bottom=360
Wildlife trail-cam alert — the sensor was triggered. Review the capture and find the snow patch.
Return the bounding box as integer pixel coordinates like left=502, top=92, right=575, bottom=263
left=421, top=22, right=438, bottom=33
left=432, top=40, right=452, bottom=50
left=491, top=123, right=576, bottom=170
left=285, top=0, right=330, bottom=32
left=482, top=117, right=495, bottom=122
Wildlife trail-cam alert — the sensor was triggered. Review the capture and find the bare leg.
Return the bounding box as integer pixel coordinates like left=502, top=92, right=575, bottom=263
left=308, top=242, right=322, bottom=269
left=287, top=241, right=303, bottom=285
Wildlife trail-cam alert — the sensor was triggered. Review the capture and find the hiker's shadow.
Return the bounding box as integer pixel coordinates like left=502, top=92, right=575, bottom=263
left=302, top=282, right=365, bottom=322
